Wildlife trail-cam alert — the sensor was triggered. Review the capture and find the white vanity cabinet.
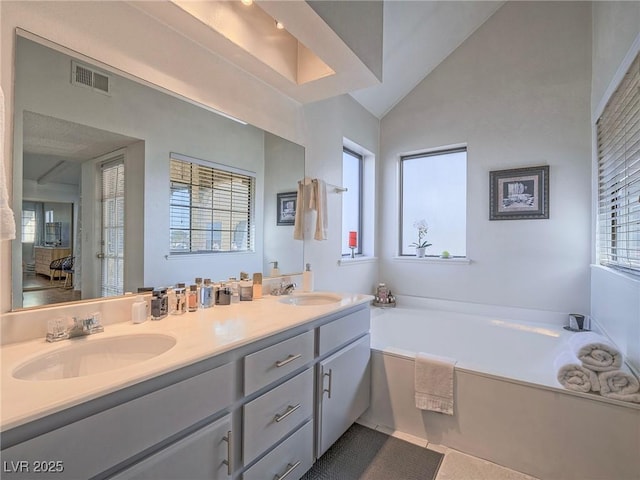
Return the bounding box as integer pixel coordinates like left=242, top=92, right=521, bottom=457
left=1, top=302, right=371, bottom=480
left=1, top=362, right=235, bottom=480
left=110, top=414, right=232, bottom=480
left=316, top=309, right=371, bottom=458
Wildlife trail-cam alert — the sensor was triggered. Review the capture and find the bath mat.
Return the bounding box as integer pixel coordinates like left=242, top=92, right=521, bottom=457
left=301, top=423, right=443, bottom=480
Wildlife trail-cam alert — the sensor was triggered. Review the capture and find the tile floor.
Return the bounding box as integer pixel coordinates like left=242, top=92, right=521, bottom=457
left=357, top=420, right=538, bottom=480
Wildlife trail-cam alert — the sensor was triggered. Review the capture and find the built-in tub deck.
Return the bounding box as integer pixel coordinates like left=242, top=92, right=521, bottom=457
left=363, top=304, right=640, bottom=480
left=370, top=306, right=639, bottom=402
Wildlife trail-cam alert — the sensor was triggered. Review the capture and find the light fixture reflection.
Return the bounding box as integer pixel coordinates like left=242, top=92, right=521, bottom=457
left=275, top=20, right=284, bottom=30
left=241, top=0, right=253, bottom=6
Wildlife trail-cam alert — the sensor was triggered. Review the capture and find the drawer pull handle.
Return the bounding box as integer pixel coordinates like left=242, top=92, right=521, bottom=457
left=276, top=354, right=302, bottom=368
left=323, top=369, right=333, bottom=399
left=274, top=461, right=301, bottom=480
left=274, top=403, right=301, bottom=423
left=222, top=430, right=232, bottom=476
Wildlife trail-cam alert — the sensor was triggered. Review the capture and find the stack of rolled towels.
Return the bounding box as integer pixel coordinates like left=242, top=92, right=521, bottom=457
left=555, top=332, right=640, bottom=403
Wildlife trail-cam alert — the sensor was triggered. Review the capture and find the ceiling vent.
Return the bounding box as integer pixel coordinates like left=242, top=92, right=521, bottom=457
left=71, top=61, right=111, bottom=95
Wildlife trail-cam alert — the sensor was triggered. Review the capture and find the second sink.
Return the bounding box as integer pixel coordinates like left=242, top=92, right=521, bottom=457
left=279, top=293, right=342, bottom=306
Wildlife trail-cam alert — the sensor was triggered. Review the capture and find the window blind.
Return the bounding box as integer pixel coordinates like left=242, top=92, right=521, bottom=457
left=597, top=52, right=640, bottom=275
left=101, top=158, right=125, bottom=297
left=170, top=155, right=254, bottom=254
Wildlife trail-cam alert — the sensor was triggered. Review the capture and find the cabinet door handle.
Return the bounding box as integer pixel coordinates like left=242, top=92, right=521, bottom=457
left=323, top=369, right=333, bottom=399
left=222, top=430, right=232, bottom=476
left=275, top=353, right=302, bottom=368
left=274, top=403, right=301, bottom=423
left=274, top=461, right=301, bottom=480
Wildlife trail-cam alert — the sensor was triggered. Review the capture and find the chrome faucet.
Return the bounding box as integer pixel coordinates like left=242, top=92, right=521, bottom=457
left=46, top=313, right=104, bottom=342
left=271, top=281, right=297, bottom=296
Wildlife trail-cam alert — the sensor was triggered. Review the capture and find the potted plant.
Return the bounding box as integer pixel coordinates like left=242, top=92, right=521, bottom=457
left=409, top=220, right=432, bottom=258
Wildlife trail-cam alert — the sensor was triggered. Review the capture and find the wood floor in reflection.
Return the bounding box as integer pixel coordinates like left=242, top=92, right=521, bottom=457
left=21, top=273, right=81, bottom=308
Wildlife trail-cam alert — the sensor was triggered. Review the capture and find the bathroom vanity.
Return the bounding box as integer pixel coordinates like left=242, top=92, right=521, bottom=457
left=0, top=293, right=371, bottom=479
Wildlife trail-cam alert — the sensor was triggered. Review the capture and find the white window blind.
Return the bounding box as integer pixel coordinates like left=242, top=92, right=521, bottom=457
left=170, top=154, right=255, bottom=254
left=101, top=158, right=125, bottom=297
left=597, top=52, right=640, bottom=275
left=21, top=210, right=36, bottom=243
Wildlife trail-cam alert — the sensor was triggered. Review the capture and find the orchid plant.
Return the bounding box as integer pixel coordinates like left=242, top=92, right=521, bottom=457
left=409, top=219, right=432, bottom=249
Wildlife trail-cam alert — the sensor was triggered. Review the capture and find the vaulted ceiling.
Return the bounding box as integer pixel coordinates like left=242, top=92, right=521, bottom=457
left=132, top=0, right=504, bottom=119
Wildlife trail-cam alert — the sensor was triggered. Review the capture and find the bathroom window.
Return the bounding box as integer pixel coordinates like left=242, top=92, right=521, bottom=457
left=342, top=147, right=363, bottom=256
left=169, top=153, right=255, bottom=254
left=597, top=52, right=640, bottom=275
left=21, top=209, right=36, bottom=243
left=400, top=147, right=467, bottom=257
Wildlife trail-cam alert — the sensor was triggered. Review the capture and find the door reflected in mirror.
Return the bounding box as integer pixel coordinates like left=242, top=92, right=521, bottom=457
left=12, top=33, right=304, bottom=310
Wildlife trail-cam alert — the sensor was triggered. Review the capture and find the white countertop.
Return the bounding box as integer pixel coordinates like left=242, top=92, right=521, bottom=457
left=1, top=293, right=372, bottom=432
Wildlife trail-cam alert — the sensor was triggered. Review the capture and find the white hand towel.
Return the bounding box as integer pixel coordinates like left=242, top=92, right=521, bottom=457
left=568, top=332, right=622, bottom=372
left=310, top=178, right=327, bottom=241
left=554, top=350, right=600, bottom=393
left=598, top=369, right=640, bottom=403
left=293, top=180, right=304, bottom=240
left=0, top=86, right=16, bottom=241
left=414, top=352, right=457, bottom=415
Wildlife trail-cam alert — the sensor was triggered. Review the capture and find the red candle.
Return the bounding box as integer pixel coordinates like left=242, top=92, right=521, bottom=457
left=348, top=231, right=357, bottom=248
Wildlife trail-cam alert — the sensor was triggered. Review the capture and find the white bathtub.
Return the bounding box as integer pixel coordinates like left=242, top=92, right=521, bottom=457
left=361, top=302, right=640, bottom=480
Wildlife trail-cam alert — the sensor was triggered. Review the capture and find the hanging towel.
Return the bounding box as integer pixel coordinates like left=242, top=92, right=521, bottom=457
left=598, top=369, right=640, bottom=403
left=293, top=180, right=304, bottom=240
left=554, top=350, right=600, bottom=393
left=569, top=332, right=622, bottom=372
left=310, top=178, right=327, bottom=240
left=0, top=86, right=16, bottom=241
left=414, top=352, right=457, bottom=415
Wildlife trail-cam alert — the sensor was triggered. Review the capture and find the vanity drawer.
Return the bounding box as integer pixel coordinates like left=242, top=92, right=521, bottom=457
left=243, top=420, right=313, bottom=480
left=244, top=330, right=314, bottom=395
left=318, top=307, right=370, bottom=356
left=1, top=362, right=234, bottom=480
left=243, top=368, right=313, bottom=465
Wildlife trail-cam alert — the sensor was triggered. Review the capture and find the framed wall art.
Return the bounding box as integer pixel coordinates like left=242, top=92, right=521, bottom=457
left=489, top=165, right=549, bottom=220
left=277, top=192, right=297, bottom=225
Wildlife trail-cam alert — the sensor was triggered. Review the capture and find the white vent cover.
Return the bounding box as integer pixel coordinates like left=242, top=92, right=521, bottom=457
left=71, top=61, right=111, bottom=95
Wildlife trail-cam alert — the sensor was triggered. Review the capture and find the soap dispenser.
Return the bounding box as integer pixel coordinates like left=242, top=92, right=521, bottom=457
left=302, top=263, right=314, bottom=292
left=270, top=261, right=280, bottom=277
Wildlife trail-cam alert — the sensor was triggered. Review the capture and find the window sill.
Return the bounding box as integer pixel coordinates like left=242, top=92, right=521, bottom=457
left=338, top=256, right=378, bottom=266
left=393, top=256, right=471, bottom=265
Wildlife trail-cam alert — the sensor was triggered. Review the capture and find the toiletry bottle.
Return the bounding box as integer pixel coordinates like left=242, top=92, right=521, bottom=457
left=151, top=288, right=168, bottom=320
left=302, top=263, right=314, bottom=292
left=217, top=284, right=231, bottom=305
left=167, top=287, right=176, bottom=315
left=173, top=283, right=187, bottom=315
left=229, top=278, right=240, bottom=303
left=239, top=279, right=253, bottom=301
left=194, top=277, right=203, bottom=309
left=132, top=295, right=148, bottom=324
left=187, top=285, right=198, bottom=312
left=270, top=261, right=280, bottom=277
left=201, top=279, right=214, bottom=308
left=252, top=273, right=263, bottom=299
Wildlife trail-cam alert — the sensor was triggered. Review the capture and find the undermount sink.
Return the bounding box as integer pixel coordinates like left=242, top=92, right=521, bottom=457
left=279, top=293, right=343, bottom=306
left=13, top=334, right=177, bottom=381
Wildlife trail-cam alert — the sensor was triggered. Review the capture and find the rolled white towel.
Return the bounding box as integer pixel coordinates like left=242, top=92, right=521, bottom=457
left=598, top=370, right=640, bottom=403
left=568, top=332, right=622, bottom=372
left=554, top=350, right=600, bottom=393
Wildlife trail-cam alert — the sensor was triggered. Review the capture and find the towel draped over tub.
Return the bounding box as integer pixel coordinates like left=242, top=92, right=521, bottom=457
left=414, top=352, right=457, bottom=415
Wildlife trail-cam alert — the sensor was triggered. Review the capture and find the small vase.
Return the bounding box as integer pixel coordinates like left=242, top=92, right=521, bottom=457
left=416, top=247, right=426, bottom=258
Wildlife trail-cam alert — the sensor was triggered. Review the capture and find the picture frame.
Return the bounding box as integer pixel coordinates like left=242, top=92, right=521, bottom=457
left=277, top=192, right=297, bottom=225
left=489, top=165, right=549, bottom=220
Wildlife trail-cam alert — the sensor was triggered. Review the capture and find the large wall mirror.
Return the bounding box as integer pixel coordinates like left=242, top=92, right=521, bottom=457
left=11, top=32, right=305, bottom=310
